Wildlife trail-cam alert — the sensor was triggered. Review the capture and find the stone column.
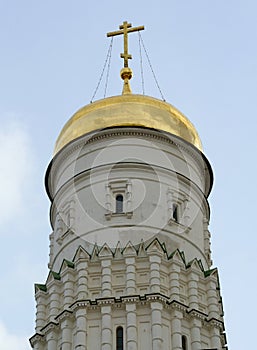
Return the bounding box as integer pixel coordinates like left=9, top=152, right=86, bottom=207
left=169, top=262, right=180, bottom=301
left=151, top=301, right=163, bottom=350
left=60, top=314, right=73, bottom=350
left=69, top=199, right=75, bottom=230
left=46, top=327, right=58, bottom=350
left=207, top=278, right=220, bottom=319
left=126, top=181, right=132, bottom=212
left=63, top=270, right=75, bottom=309
left=182, top=198, right=190, bottom=227
left=56, top=213, right=64, bottom=239
left=188, top=272, right=199, bottom=310
left=203, top=217, right=212, bottom=267
left=101, top=259, right=112, bottom=297
left=149, top=255, right=161, bottom=294
left=77, top=258, right=88, bottom=300
left=48, top=281, right=60, bottom=321
left=170, top=309, right=183, bottom=350
left=126, top=303, right=137, bottom=350
left=125, top=256, right=136, bottom=294
left=75, top=307, right=87, bottom=350
left=35, top=291, right=46, bottom=332
left=167, top=188, right=174, bottom=220
left=210, top=321, right=222, bottom=350
left=105, top=184, right=112, bottom=214
left=48, top=232, right=54, bottom=268
left=101, top=305, right=112, bottom=350
left=190, top=318, right=202, bottom=350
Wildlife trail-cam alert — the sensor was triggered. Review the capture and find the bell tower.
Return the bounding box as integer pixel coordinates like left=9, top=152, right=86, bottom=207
left=30, top=22, right=228, bottom=350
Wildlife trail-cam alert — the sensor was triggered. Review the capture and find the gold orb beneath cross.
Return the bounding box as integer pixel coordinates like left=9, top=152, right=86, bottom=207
left=120, top=67, right=133, bottom=80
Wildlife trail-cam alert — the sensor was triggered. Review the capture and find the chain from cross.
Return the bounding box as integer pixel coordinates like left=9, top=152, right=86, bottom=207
left=107, top=21, right=144, bottom=68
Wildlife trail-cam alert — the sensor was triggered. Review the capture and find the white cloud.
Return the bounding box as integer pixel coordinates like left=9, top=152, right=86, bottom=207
left=0, top=120, right=33, bottom=224
left=0, top=321, right=30, bottom=350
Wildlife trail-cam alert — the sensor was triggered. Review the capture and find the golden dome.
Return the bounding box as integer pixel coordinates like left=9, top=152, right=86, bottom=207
left=54, top=94, right=202, bottom=155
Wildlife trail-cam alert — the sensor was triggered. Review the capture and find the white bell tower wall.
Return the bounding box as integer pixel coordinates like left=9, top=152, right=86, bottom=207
left=45, top=127, right=213, bottom=271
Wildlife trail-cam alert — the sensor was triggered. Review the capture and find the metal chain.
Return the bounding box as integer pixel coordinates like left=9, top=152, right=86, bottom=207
left=138, top=32, right=165, bottom=101
left=138, top=32, right=145, bottom=95
left=104, top=37, right=113, bottom=98
left=90, top=37, right=114, bottom=103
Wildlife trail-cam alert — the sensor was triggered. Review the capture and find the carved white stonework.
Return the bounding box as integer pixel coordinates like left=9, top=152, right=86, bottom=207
left=105, top=179, right=133, bottom=220
left=31, top=238, right=227, bottom=349
left=31, top=127, right=228, bottom=350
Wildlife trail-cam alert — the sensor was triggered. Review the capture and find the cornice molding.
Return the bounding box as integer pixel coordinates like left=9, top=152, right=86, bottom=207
left=55, top=309, right=73, bottom=322
left=29, top=333, right=45, bottom=346
left=49, top=128, right=209, bottom=192
left=40, top=321, right=59, bottom=335
left=187, top=308, right=208, bottom=321
left=54, top=128, right=201, bottom=167
left=33, top=292, right=224, bottom=340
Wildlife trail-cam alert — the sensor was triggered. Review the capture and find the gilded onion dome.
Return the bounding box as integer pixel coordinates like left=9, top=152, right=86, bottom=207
left=54, top=21, right=202, bottom=155
left=54, top=94, right=202, bottom=155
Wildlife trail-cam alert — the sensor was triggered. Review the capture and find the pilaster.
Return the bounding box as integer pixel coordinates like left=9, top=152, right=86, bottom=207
left=148, top=254, right=162, bottom=294
left=188, top=271, right=199, bottom=310
left=101, top=305, right=112, bottom=350
left=76, top=259, right=89, bottom=300
left=48, top=281, right=61, bottom=321
left=75, top=307, right=87, bottom=350
left=203, top=217, right=212, bottom=267
left=62, top=269, right=75, bottom=309
left=170, top=309, right=183, bottom=350
left=151, top=301, right=163, bottom=350
left=101, top=259, right=112, bottom=297
left=35, top=291, right=46, bottom=332
left=207, top=277, right=220, bottom=319
left=190, top=318, right=202, bottom=350
left=59, top=312, right=73, bottom=350
left=126, top=303, right=137, bottom=350
left=125, top=254, right=136, bottom=294
left=167, top=188, right=174, bottom=220
left=182, top=198, right=190, bottom=227
left=99, top=244, right=113, bottom=298
left=45, top=324, right=58, bottom=350
left=210, top=323, right=222, bottom=350
left=169, top=262, right=181, bottom=301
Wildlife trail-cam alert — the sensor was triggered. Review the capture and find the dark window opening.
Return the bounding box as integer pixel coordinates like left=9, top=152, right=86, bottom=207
left=116, top=326, right=124, bottom=350
left=182, top=335, right=187, bottom=350
left=116, top=194, right=123, bottom=213
left=173, top=204, right=178, bottom=222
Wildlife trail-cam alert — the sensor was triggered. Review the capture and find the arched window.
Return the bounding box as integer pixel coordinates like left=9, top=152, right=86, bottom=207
left=116, top=326, right=124, bottom=350
left=116, top=194, right=123, bottom=213
left=182, top=335, right=187, bottom=350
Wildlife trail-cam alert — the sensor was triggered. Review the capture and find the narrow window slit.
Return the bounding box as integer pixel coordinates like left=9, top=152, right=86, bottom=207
left=116, top=326, right=123, bottom=350
left=116, top=194, right=123, bottom=213
left=173, top=203, right=178, bottom=222
left=182, top=335, right=187, bottom=350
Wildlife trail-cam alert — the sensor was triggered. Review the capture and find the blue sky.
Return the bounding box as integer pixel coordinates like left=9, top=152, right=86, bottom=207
left=0, top=1, right=256, bottom=349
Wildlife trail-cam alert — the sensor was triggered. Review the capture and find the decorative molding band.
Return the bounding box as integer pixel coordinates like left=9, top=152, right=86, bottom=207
left=40, top=321, right=59, bottom=335
left=206, top=317, right=225, bottom=330
left=51, top=128, right=207, bottom=182
left=31, top=292, right=225, bottom=344
left=187, top=308, right=208, bottom=321
left=55, top=309, right=73, bottom=322
left=29, top=333, right=45, bottom=347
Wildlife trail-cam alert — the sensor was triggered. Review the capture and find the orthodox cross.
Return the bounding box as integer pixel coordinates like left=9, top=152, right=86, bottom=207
left=107, top=21, right=144, bottom=68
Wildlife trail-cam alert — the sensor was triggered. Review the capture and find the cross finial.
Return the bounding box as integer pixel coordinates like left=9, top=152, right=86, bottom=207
left=107, top=21, right=144, bottom=94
